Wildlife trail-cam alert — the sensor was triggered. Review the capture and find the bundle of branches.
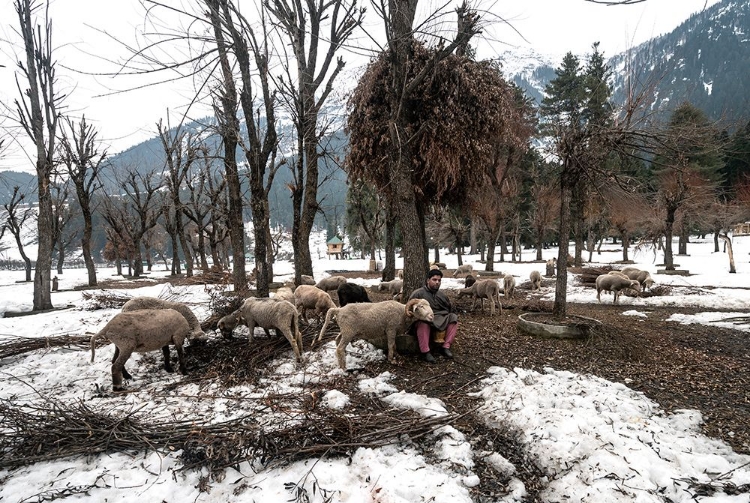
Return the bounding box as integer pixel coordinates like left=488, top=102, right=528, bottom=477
left=577, top=267, right=615, bottom=287
left=0, top=393, right=459, bottom=479
left=0, top=333, right=91, bottom=360
left=80, top=291, right=132, bottom=310
left=180, top=324, right=322, bottom=389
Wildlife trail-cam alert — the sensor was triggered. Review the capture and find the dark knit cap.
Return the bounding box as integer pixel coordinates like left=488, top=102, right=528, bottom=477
left=427, top=268, right=443, bottom=279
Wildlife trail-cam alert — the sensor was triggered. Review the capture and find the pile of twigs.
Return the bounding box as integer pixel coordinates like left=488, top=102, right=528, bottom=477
left=80, top=291, right=132, bottom=310
left=0, top=393, right=459, bottom=478
left=0, top=333, right=91, bottom=361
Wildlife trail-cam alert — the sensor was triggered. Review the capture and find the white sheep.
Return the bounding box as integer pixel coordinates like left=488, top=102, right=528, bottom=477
left=621, top=267, right=655, bottom=290
left=452, top=264, right=474, bottom=278
left=457, top=279, right=502, bottom=316
left=595, top=274, right=642, bottom=304
left=545, top=258, right=557, bottom=277
left=217, top=310, right=242, bottom=339
left=503, top=274, right=516, bottom=299
left=238, top=297, right=303, bottom=361
left=316, top=298, right=434, bottom=370
left=315, top=275, right=348, bottom=292
left=377, top=279, right=403, bottom=296
left=90, top=309, right=190, bottom=391
left=430, top=262, right=447, bottom=270
left=530, top=270, right=542, bottom=291
left=294, top=284, right=336, bottom=324
left=122, top=296, right=205, bottom=340
left=397, top=269, right=404, bottom=279
left=300, top=274, right=316, bottom=286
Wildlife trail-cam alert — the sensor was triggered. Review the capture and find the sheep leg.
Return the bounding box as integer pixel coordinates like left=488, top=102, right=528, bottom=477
left=161, top=345, right=174, bottom=373
left=596, top=288, right=602, bottom=303
left=489, top=297, right=495, bottom=316
left=336, top=333, right=351, bottom=369
left=386, top=329, right=397, bottom=363
left=279, top=323, right=302, bottom=362
left=112, top=346, right=133, bottom=381
left=614, top=290, right=620, bottom=305
left=246, top=321, right=256, bottom=343
left=174, top=342, right=186, bottom=375
left=111, top=347, right=133, bottom=391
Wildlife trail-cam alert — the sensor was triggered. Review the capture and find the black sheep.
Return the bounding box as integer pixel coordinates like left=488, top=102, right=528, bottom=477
left=336, top=282, right=372, bottom=307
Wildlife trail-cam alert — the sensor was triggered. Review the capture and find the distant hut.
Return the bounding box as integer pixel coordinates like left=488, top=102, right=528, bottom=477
left=326, top=236, right=344, bottom=260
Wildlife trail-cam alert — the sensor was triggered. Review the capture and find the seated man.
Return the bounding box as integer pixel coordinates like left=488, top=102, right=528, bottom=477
left=409, top=269, right=458, bottom=363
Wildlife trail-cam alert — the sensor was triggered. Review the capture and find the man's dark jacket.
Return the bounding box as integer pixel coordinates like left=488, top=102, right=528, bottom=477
left=409, top=285, right=458, bottom=331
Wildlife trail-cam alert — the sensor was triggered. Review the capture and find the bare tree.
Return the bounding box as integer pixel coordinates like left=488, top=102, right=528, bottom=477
left=2, top=186, right=34, bottom=281
left=58, top=116, right=105, bottom=286
left=266, top=0, right=364, bottom=285
left=13, top=0, right=60, bottom=310
left=50, top=175, right=79, bottom=274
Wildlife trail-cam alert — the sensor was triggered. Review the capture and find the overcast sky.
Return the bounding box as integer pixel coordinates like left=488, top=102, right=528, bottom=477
left=0, top=0, right=721, bottom=172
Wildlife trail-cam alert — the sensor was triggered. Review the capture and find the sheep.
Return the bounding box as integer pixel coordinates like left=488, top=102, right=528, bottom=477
left=273, top=286, right=296, bottom=304
left=530, top=270, right=542, bottom=291
left=315, top=275, right=348, bottom=292
left=397, top=269, right=404, bottom=279
left=464, top=274, right=477, bottom=288
left=457, top=279, right=502, bottom=316
left=237, top=297, right=303, bottom=361
left=90, top=309, right=189, bottom=391
left=294, top=284, right=336, bottom=324
left=430, top=262, right=447, bottom=270
left=217, top=310, right=242, bottom=339
left=316, top=298, right=434, bottom=370
left=122, top=296, right=205, bottom=340
left=300, top=274, right=316, bottom=286
left=595, top=274, right=642, bottom=304
left=377, top=278, right=403, bottom=297
left=503, top=274, right=516, bottom=299
left=337, top=282, right=371, bottom=307
left=452, top=264, right=474, bottom=278
left=621, top=267, right=656, bottom=290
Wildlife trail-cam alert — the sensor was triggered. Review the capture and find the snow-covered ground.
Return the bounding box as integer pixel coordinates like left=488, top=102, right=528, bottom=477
left=0, top=232, right=749, bottom=502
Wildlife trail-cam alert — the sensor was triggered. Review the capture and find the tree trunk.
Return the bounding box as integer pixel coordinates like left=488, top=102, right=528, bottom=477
left=56, top=241, right=64, bottom=274
left=571, top=184, right=585, bottom=267
left=535, top=227, right=544, bottom=261
left=664, top=207, right=676, bottom=270
left=80, top=208, right=97, bottom=286
left=553, top=181, right=572, bottom=319
left=714, top=230, right=720, bottom=253
left=678, top=221, right=688, bottom=255
left=719, top=234, right=736, bottom=273
left=621, top=231, right=630, bottom=262
left=382, top=206, right=397, bottom=281
left=469, top=217, right=478, bottom=254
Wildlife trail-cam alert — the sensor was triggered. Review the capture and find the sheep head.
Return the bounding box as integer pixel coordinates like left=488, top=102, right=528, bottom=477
left=405, top=298, right=434, bottom=323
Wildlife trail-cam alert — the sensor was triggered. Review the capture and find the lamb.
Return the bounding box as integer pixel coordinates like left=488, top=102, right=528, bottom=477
left=457, top=279, right=502, bottom=316
left=452, top=264, right=474, bottom=278
left=294, top=284, right=336, bottom=324
left=122, top=296, right=205, bottom=340
left=316, top=298, right=434, bottom=370
left=237, top=297, right=303, bottom=361
left=337, top=282, right=371, bottom=307
left=90, top=309, right=189, bottom=391
left=595, top=274, right=642, bottom=304
left=377, top=278, right=403, bottom=296
left=530, top=270, right=542, bottom=291
left=464, top=274, right=477, bottom=288
left=621, top=267, right=655, bottom=290
left=315, top=275, right=348, bottom=292
left=503, top=274, right=516, bottom=299
left=300, top=275, right=316, bottom=286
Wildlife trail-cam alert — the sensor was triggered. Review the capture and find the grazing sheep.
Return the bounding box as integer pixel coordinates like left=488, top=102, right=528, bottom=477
left=317, top=298, right=435, bottom=370
left=503, top=274, right=516, bottom=299
left=621, top=267, right=656, bottom=290
left=273, top=286, right=296, bottom=304
left=337, top=282, right=371, bottom=307
left=217, top=310, right=242, bottom=339
left=397, top=269, right=404, bottom=279
left=315, top=275, right=348, bottom=292
left=545, top=258, right=557, bottom=277
left=238, top=298, right=303, bottom=361
left=90, top=309, right=189, bottom=391
left=430, top=262, right=447, bottom=271
left=452, top=264, right=474, bottom=278
left=530, top=270, right=542, bottom=291
left=377, top=279, right=403, bottom=296
left=464, top=274, right=477, bottom=288
left=122, top=296, right=205, bottom=340
left=300, top=274, right=316, bottom=286
left=294, top=285, right=336, bottom=324
left=457, top=279, right=502, bottom=316
left=595, top=274, right=642, bottom=304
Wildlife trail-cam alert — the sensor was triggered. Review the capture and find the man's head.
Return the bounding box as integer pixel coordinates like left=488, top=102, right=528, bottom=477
left=426, top=268, right=443, bottom=291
